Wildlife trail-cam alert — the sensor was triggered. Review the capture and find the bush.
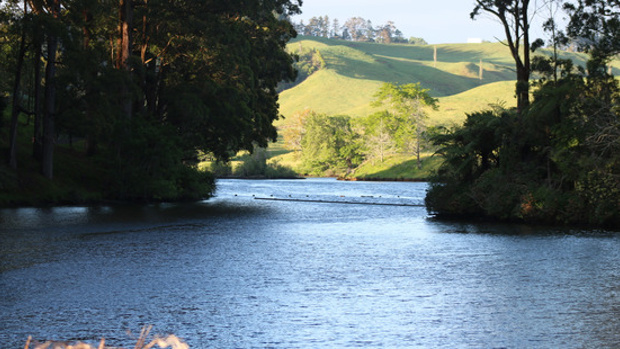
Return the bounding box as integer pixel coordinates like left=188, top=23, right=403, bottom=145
left=209, top=160, right=232, bottom=177
left=234, top=148, right=267, bottom=177
left=233, top=147, right=299, bottom=178
left=265, top=160, right=299, bottom=178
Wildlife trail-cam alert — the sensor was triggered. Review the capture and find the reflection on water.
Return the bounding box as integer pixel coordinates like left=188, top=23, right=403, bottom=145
left=1, top=178, right=620, bottom=348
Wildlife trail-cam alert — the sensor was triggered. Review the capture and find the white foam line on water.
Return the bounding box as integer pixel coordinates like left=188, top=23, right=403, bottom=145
left=254, top=197, right=424, bottom=207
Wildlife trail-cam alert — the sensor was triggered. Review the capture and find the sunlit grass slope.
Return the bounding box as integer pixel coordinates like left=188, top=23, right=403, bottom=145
left=429, top=80, right=518, bottom=125
left=278, top=36, right=596, bottom=123
left=278, top=69, right=382, bottom=120
left=278, top=36, right=519, bottom=122
left=351, top=153, right=442, bottom=181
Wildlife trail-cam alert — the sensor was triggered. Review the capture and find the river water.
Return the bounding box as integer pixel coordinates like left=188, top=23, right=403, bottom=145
left=1, top=178, right=620, bottom=348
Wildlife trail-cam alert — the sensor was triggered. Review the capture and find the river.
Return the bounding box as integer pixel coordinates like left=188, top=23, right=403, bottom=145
left=1, top=178, right=620, bottom=348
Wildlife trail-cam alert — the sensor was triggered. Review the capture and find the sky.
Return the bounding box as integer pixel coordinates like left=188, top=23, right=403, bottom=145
left=292, top=0, right=566, bottom=44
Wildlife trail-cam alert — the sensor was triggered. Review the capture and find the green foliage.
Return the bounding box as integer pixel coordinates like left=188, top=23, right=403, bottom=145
left=278, top=47, right=326, bottom=91
left=359, top=110, right=398, bottom=163
left=234, top=148, right=268, bottom=178
left=426, top=51, right=620, bottom=227
left=209, top=160, right=233, bottom=178
left=232, top=147, right=298, bottom=178
left=432, top=108, right=505, bottom=184
left=576, top=168, right=620, bottom=226
left=264, top=160, right=299, bottom=179
left=408, top=37, right=428, bottom=45
left=0, top=0, right=301, bottom=204
left=564, top=0, right=620, bottom=59
left=371, top=82, right=438, bottom=167
left=299, top=112, right=363, bottom=176
left=101, top=118, right=215, bottom=201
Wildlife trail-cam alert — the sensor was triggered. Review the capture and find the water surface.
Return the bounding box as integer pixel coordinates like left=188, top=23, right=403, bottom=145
left=1, top=178, right=619, bottom=348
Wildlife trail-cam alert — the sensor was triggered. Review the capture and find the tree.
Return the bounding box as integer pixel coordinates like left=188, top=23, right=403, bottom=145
left=282, top=108, right=311, bottom=152
left=321, top=15, right=329, bottom=37
left=300, top=112, right=363, bottom=175
left=1, top=0, right=303, bottom=200
left=332, top=18, right=340, bottom=38
left=40, top=0, right=61, bottom=179
left=372, top=82, right=438, bottom=169
left=343, top=17, right=368, bottom=42
left=7, top=0, right=28, bottom=170
left=408, top=37, right=428, bottom=45
left=471, top=0, right=532, bottom=113
left=361, top=111, right=397, bottom=164
left=365, top=19, right=375, bottom=42
left=424, top=1, right=620, bottom=226
left=426, top=51, right=620, bottom=226
left=376, top=21, right=396, bottom=44
left=564, top=0, right=620, bottom=57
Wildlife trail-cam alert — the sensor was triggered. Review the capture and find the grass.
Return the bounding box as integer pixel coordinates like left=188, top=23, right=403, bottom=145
left=279, top=36, right=601, bottom=123
left=278, top=37, right=521, bottom=131
left=428, top=80, right=517, bottom=125
left=348, top=153, right=443, bottom=180
left=278, top=69, right=383, bottom=120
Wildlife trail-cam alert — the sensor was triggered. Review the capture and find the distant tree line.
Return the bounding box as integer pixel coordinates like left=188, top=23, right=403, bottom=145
left=293, top=16, right=427, bottom=45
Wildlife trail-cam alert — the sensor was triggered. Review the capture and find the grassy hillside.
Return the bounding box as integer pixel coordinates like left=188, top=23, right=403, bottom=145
left=428, top=80, right=518, bottom=125
left=278, top=36, right=595, bottom=124
left=278, top=37, right=517, bottom=122
left=273, top=36, right=604, bottom=178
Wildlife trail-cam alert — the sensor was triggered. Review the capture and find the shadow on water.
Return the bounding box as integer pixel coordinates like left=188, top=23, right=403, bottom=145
left=428, top=216, right=618, bottom=237
left=0, top=200, right=272, bottom=234
left=0, top=200, right=273, bottom=273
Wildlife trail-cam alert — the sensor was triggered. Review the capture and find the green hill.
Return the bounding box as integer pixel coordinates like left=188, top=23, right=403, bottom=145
left=273, top=36, right=602, bottom=178
left=278, top=36, right=594, bottom=125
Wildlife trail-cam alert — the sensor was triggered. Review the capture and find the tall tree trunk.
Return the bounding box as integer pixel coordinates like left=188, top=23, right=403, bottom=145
left=140, top=0, right=159, bottom=119
left=82, top=9, right=98, bottom=156
left=154, top=65, right=167, bottom=121
left=117, top=0, right=133, bottom=120
left=517, top=0, right=531, bottom=113
left=7, top=0, right=28, bottom=169
left=416, top=140, right=421, bottom=170
left=117, top=0, right=131, bottom=70
left=32, top=39, right=43, bottom=160
left=41, top=0, right=59, bottom=179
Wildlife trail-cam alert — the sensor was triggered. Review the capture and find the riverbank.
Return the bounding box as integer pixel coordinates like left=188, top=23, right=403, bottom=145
left=0, top=145, right=215, bottom=208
